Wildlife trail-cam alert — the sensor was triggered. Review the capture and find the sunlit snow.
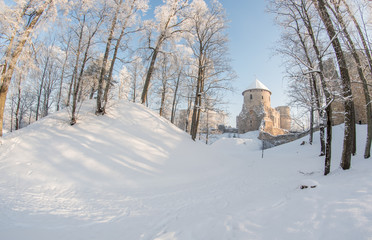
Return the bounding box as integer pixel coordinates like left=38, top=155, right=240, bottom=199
left=0, top=100, right=371, bottom=240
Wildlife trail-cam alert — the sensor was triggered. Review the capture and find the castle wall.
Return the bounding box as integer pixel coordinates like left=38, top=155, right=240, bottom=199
left=262, top=106, right=287, bottom=136
left=324, top=55, right=371, bottom=125
left=236, top=106, right=263, bottom=134
left=330, top=81, right=370, bottom=125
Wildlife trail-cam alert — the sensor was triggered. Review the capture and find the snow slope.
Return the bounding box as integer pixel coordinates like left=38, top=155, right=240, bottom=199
left=1, top=100, right=371, bottom=240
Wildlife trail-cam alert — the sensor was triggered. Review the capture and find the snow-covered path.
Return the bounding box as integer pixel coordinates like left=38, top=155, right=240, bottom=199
left=1, top=101, right=371, bottom=239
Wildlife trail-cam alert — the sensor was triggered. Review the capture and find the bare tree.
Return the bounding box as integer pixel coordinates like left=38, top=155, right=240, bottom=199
left=312, top=0, right=354, bottom=170
left=0, top=0, right=56, bottom=136
left=340, top=0, right=372, bottom=159
left=268, top=0, right=339, bottom=175
left=186, top=0, right=234, bottom=140
left=70, top=2, right=106, bottom=125
left=100, top=0, right=148, bottom=113
left=56, top=35, right=71, bottom=111
left=140, top=0, right=190, bottom=105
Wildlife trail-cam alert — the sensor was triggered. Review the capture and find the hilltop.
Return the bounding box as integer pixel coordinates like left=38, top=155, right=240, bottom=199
left=0, top=100, right=371, bottom=240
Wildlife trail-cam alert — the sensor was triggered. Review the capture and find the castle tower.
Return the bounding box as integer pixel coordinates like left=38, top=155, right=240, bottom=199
left=237, top=79, right=291, bottom=135
left=237, top=79, right=272, bottom=133
left=242, top=79, right=271, bottom=110
left=276, top=106, right=291, bottom=130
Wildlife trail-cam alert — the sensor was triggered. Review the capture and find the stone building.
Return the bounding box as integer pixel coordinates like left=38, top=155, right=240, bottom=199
left=323, top=56, right=372, bottom=125
left=236, top=79, right=291, bottom=135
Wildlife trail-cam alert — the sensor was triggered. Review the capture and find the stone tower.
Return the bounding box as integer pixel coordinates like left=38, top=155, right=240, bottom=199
left=276, top=106, right=291, bottom=130
left=236, top=79, right=291, bottom=135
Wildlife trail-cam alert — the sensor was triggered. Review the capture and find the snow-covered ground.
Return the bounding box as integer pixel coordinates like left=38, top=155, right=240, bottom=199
left=0, top=100, right=371, bottom=240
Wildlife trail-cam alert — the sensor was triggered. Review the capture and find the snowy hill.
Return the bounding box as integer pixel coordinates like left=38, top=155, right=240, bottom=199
left=1, top=101, right=371, bottom=240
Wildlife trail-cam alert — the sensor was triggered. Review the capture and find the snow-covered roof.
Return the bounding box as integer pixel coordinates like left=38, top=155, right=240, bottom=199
left=247, top=79, right=270, bottom=92
left=242, top=79, right=271, bottom=96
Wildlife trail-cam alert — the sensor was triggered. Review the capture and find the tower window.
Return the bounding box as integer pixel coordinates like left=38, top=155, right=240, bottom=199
left=250, top=94, right=252, bottom=100
left=262, top=96, right=263, bottom=99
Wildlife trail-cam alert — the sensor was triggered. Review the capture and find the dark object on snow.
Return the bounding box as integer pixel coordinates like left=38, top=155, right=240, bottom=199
left=300, top=141, right=306, bottom=145
left=300, top=185, right=317, bottom=189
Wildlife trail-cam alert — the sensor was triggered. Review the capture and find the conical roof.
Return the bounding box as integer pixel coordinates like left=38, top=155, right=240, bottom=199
left=242, top=79, right=271, bottom=96
left=248, top=79, right=270, bottom=92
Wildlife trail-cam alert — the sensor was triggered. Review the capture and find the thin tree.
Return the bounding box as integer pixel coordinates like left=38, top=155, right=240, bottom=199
left=187, top=0, right=232, bottom=140
left=301, top=0, right=333, bottom=174
left=70, top=9, right=104, bottom=125
left=140, top=0, right=190, bottom=105
left=56, top=35, right=71, bottom=111
left=96, top=0, right=122, bottom=115
left=0, top=0, right=54, bottom=136
left=101, top=0, right=148, bottom=113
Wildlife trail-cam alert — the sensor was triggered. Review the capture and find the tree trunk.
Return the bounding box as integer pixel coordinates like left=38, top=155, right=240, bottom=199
left=67, top=16, right=85, bottom=107
left=0, top=0, right=51, bottom=136
left=340, top=0, right=372, bottom=158
left=205, top=109, right=209, bottom=144
left=71, top=31, right=96, bottom=125
left=191, top=59, right=205, bottom=140
left=57, top=37, right=71, bottom=111
left=89, top=82, right=96, bottom=99
left=141, top=41, right=162, bottom=105
left=36, top=56, right=49, bottom=120
left=159, top=56, right=168, bottom=117
left=171, top=71, right=181, bottom=124
left=15, top=78, right=22, bottom=130
left=291, top=3, right=324, bottom=153
left=311, top=73, right=326, bottom=155
left=10, top=96, right=15, bottom=132
left=102, top=15, right=128, bottom=112
left=309, top=76, right=314, bottom=145
left=96, top=4, right=120, bottom=115
left=324, top=107, right=332, bottom=175
left=185, top=92, right=193, bottom=132
left=302, top=0, right=333, bottom=173
left=159, top=83, right=166, bottom=117
left=132, top=73, right=137, bottom=103
left=328, top=1, right=367, bottom=157
left=351, top=102, right=356, bottom=156
left=313, top=0, right=354, bottom=170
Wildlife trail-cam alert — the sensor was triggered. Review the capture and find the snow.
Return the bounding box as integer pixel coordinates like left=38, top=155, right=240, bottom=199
left=246, top=79, right=271, bottom=92
left=1, top=100, right=372, bottom=240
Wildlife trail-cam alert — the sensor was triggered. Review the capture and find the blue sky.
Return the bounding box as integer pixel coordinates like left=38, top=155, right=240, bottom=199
left=147, top=0, right=288, bottom=127
left=219, top=0, right=288, bottom=126
left=3, top=0, right=287, bottom=127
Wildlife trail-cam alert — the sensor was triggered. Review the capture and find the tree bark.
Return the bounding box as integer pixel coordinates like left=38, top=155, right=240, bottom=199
left=290, top=0, right=325, bottom=153
left=15, top=77, right=22, bottom=130
left=171, top=71, right=181, bottom=124
left=313, top=0, right=354, bottom=170
left=71, top=24, right=99, bottom=125
left=141, top=41, right=162, bottom=105
left=102, top=8, right=129, bottom=112
left=57, top=37, right=71, bottom=111
left=191, top=57, right=205, bottom=140
left=309, top=74, right=314, bottom=145
left=67, top=16, right=85, bottom=107
left=301, top=0, right=333, bottom=173
left=96, top=4, right=120, bottom=115
left=341, top=0, right=372, bottom=158
left=36, top=55, right=50, bottom=120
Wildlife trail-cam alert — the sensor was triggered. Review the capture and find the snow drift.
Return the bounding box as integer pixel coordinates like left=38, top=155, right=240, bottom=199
left=0, top=100, right=371, bottom=240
